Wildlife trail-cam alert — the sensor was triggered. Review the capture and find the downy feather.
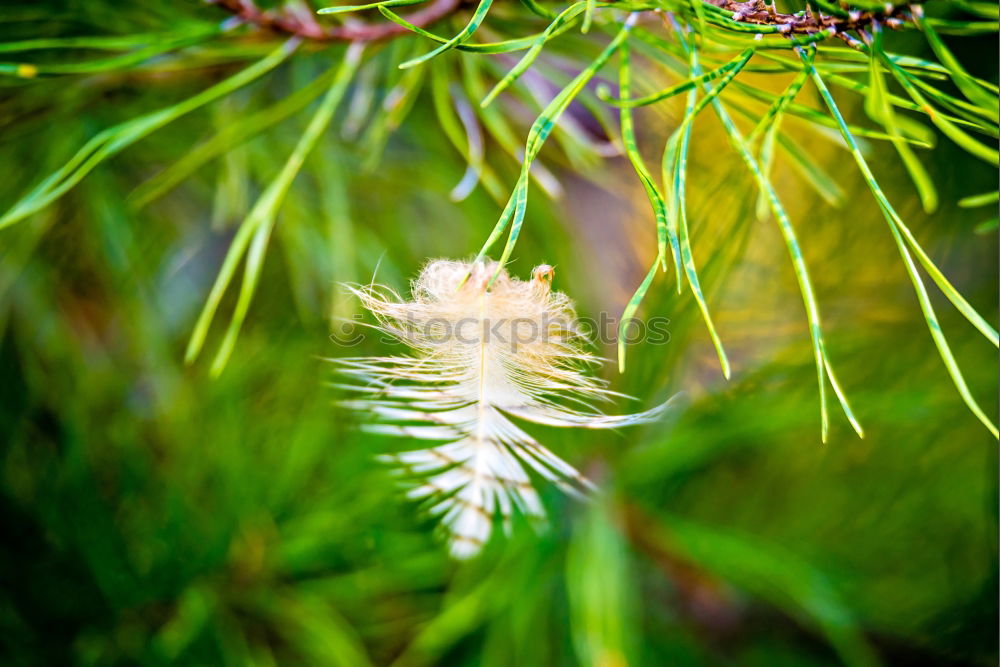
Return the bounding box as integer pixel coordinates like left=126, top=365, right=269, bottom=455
left=332, top=259, right=673, bottom=558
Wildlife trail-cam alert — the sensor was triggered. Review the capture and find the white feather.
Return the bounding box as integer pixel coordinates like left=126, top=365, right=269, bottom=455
left=332, top=259, right=674, bottom=558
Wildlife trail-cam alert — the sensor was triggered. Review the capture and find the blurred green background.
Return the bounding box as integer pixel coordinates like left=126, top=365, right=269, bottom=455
left=0, top=1, right=996, bottom=665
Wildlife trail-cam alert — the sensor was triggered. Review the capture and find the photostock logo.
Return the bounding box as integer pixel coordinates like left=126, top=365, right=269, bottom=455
left=331, top=312, right=670, bottom=351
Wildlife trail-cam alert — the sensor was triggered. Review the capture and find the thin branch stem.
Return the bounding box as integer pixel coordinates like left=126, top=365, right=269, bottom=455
left=210, top=0, right=460, bottom=42
left=705, top=0, right=913, bottom=38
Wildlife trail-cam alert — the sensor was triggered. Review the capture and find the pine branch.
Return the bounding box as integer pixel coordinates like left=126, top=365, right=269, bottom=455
left=210, top=0, right=916, bottom=48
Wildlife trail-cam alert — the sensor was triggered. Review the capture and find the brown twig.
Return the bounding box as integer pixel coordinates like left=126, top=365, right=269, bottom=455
left=705, top=0, right=911, bottom=43
left=211, top=0, right=911, bottom=51
left=209, top=0, right=461, bottom=42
